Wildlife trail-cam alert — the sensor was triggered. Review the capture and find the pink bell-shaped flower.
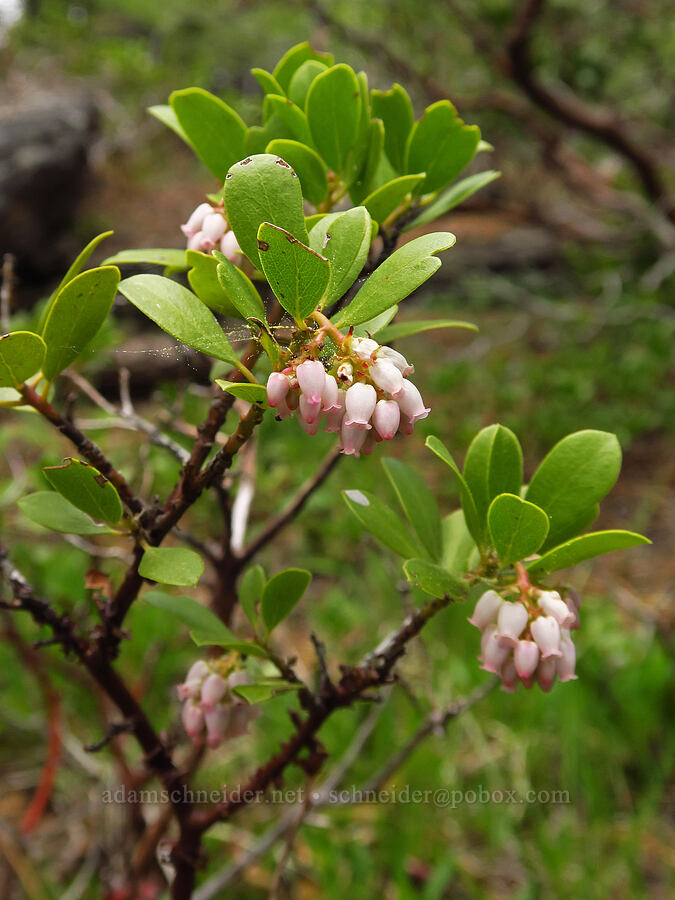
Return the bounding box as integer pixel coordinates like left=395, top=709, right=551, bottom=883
left=372, top=399, right=400, bottom=440
left=187, top=230, right=214, bottom=252
left=514, top=639, right=540, bottom=679
left=394, top=379, right=430, bottom=423
left=321, top=374, right=341, bottom=412
left=480, top=624, right=511, bottom=674
left=298, top=408, right=322, bottom=435
left=467, top=589, right=503, bottom=629
left=538, top=590, right=575, bottom=627
left=557, top=630, right=578, bottom=682
left=201, top=213, right=227, bottom=241
left=200, top=672, right=228, bottom=709
left=537, top=657, right=557, bottom=693
left=266, top=372, right=290, bottom=408
left=324, top=391, right=346, bottom=433
left=376, top=346, right=414, bottom=377
left=204, top=706, right=228, bottom=749
left=496, top=601, right=529, bottom=647
left=299, top=393, right=322, bottom=425
left=182, top=701, right=205, bottom=741
left=341, top=419, right=368, bottom=457
left=344, top=382, right=377, bottom=429
left=500, top=657, right=519, bottom=692
left=220, top=229, right=239, bottom=262
left=530, top=615, right=562, bottom=658
left=350, top=337, right=379, bottom=360
left=181, top=202, right=212, bottom=237
left=296, top=360, right=326, bottom=404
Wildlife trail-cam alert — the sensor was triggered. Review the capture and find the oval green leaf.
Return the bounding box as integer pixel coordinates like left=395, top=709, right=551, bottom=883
left=257, top=222, right=330, bottom=322
left=273, top=42, right=333, bottom=93
left=214, top=251, right=266, bottom=321
left=403, top=558, right=467, bottom=600
left=186, top=250, right=239, bottom=317
left=139, top=547, right=204, bottom=587
left=215, top=380, right=267, bottom=405
left=0, top=331, right=46, bottom=388
left=362, top=174, right=425, bottom=225
left=527, top=530, right=651, bottom=576
left=334, top=232, right=455, bottom=328
left=251, top=67, right=284, bottom=97
left=407, top=170, right=501, bottom=230
left=18, top=491, right=112, bottom=535
left=170, top=88, right=247, bottom=181
left=405, top=100, right=481, bottom=194
left=487, top=493, right=549, bottom=566
left=42, top=458, right=123, bottom=524
left=309, top=206, right=372, bottom=307
left=373, top=318, right=477, bottom=342
left=381, top=457, right=442, bottom=562
left=266, top=139, right=328, bottom=206
left=342, top=489, right=421, bottom=559
left=425, top=435, right=483, bottom=549
left=371, top=84, right=415, bottom=173
left=261, top=568, right=312, bottom=632
left=238, top=564, right=266, bottom=626
left=42, top=266, right=120, bottom=380
left=263, top=95, right=311, bottom=144
left=306, top=64, right=361, bottom=173
left=463, top=424, right=523, bottom=544
left=118, top=274, right=238, bottom=364
left=288, top=59, right=328, bottom=108
left=101, top=248, right=188, bottom=269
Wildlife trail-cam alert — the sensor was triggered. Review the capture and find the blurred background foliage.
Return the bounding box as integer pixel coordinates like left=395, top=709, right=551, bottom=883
left=0, top=1, right=673, bottom=898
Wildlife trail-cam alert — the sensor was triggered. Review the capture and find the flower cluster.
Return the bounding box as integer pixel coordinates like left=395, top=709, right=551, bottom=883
left=469, top=587, right=580, bottom=692
left=266, top=336, right=430, bottom=457
left=176, top=658, right=258, bottom=748
left=181, top=202, right=239, bottom=261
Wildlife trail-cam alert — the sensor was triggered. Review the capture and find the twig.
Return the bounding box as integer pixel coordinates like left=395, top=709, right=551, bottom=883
left=229, top=435, right=257, bottom=554
left=237, top=447, right=341, bottom=567
left=84, top=719, right=136, bottom=752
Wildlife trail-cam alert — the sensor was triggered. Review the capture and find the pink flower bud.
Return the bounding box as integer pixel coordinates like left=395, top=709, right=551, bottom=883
left=182, top=701, right=205, bottom=741
left=200, top=673, right=228, bottom=709
left=186, top=660, right=209, bottom=682
left=201, top=213, right=227, bottom=241
left=496, top=601, right=529, bottom=647
left=296, top=360, right=326, bottom=403
left=351, top=336, right=379, bottom=360
left=220, top=229, right=239, bottom=262
left=204, top=706, right=228, bottom=749
left=537, top=657, right=557, bottom=692
left=467, top=589, right=503, bottom=629
left=377, top=346, right=413, bottom=376
left=344, top=382, right=377, bottom=429
left=181, top=202, right=212, bottom=237
left=500, top=657, right=519, bottom=692
left=398, top=414, right=415, bottom=435
left=537, top=590, right=575, bottom=627
left=324, top=390, right=346, bottom=432
left=369, top=358, right=403, bottom=395
left=298, top=405, right=322, bottom=435
left=187, top=230, right=215, bottom=252
left=564, top=592, right=581, bottom=630
left=266, top=372, right=290, bottom=408
left=361, top=431, right=378, bottom=456
left=530, top=615, right=562, bottom=658
left=321, top=374, right=340, bottom=412
left=394, top=379, right=430, bottom=424
left=372, top=399, right=400, bottom=440
left=514, top=639, right=540, bottom=679
left=557, top=631, right=578, bottom=682
left=299, top=393, right=322, bottom=425
left=340, top=419, right=368, bottom=457
left=480, top=624, right=511, bottom=674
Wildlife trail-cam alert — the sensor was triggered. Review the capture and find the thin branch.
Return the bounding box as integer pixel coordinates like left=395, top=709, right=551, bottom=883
left=237, top=447, right=341, bottom=567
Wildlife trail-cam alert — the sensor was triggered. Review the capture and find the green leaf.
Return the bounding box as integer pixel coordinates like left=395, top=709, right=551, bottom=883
left=17, top=491, right=112, bottom=535
left=441, top=510, right=479, bottom=575
left=348, top=118, right=384, bottom=203
left=266, top=139, right=328, bottom=206
left=345, top=70, right=374, bottom=191
left=381, top=457, right=442, bottom=562
left=463, top=424, right=523, bottom=544
left=371, top=84, right=415, bottom=173
left=353, top=304, right=399, bottom=338
left=139, top=547, right=204, bottom=587
left=215, top=380, right=267, bottom=405
left=273, top=42, right=333, bottom=93
left=148, top=104, right=193, bottom=146
left=288, top=59, right=328, bottom=107
left=53, top=231, right=115, bottom=295
left=406, top=100, right=481, bottom=194
left=144, top=590, right=266, bottom=654
left=232, top=680, right=301, bottom=704
left=186, top=250, right=239, bottom=317
left=42, top=266, right=120, bottom=380
left=118, top=274, right=238, bottom=364
left=540, top=504, right=600, bottom=550
left=342, top=489, right=421, bottom=558
left=527, top=530, right=651, bottom=576
left=214, top=252, right=266, bottom=321
left=525, top=431, right=622, bottom=551
left=374, top=318, right=477, bottom=342
left=403, top=558, right=467, bottom=600
left=257, top=222, right=330, bottom=322
left=263, top=95, right=311, bottom=144
left=223, top=153, right=308, bottom=267
left=101, top=248, right=188, bottom=269
left=308, top=207, right=372, bottom=306
left=238, top=564, right=265, bottom=626
left=42, top=458, right=123, bottom=524
left=251, top=67, right=284, bottom=97
left=306, top=64, right=361, bottom=173
left=0, top=331, right=45, bottom=388
left=425, top=436, right=483, bottom=549
left=362, top=174, right=425, bottom=225
left=334, top=232, right=455, bottom=328
left=487, top=493, right=549, bottom=566
left=170, top=88, right=246, bottom=181
left=407, top=170, right=501, bottom=229
left=261, top=568, right=312, bottom=632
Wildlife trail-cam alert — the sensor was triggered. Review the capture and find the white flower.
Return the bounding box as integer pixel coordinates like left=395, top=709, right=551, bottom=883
left=181, top=202, right=212, bottom=238
left=187, top=230, right=214, bottom=252
left=372, top=399, right=400, bottom=440
left=266, top=372, right=290, bottom=408
left=537, top=590, right=575, bottom=627
left=557, top=630, right=578, bottom=682
left=204, top=706, right=228, bottom=749
left=530, top=615, right=562, bottom=658
left=467, top=589, right=503, bottom=629
left=296, top=360, right=326, bottom=403
left=344, top=382, right=377, bottom=429
left=324, top=390, right=346, bottom=433
left=299, top=393, right=321, bottom=425
left=377, top=345, right=414, bottom=376
left=321, top=374, right=341, bottom=412
left=201, top=213, right=227, bottom=241
left=369, top=358, right=404, bottom=394
left=480, top=624, right=511, bottom=674
left=496, top=601, right=529, bottom=647
left=514, top=639, right=540, bottom=679
left=220, top=229, right=239, bottom=262
left=340, top=420, right=368, bottom=457
left=394, top=379, right=430, bottom=423
left=351, top=336, right=379, bottom=360
left=182, top=701, right=205, bottom=741
left=200, top=673, right=228, bottom=709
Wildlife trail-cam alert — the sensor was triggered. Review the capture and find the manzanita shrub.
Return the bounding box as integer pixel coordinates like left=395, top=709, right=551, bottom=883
left=0, top=42, right=649, bottom=898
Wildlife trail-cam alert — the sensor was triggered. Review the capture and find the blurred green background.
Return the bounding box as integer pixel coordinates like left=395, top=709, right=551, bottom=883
left=0, top=1, right=673, bottom=898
